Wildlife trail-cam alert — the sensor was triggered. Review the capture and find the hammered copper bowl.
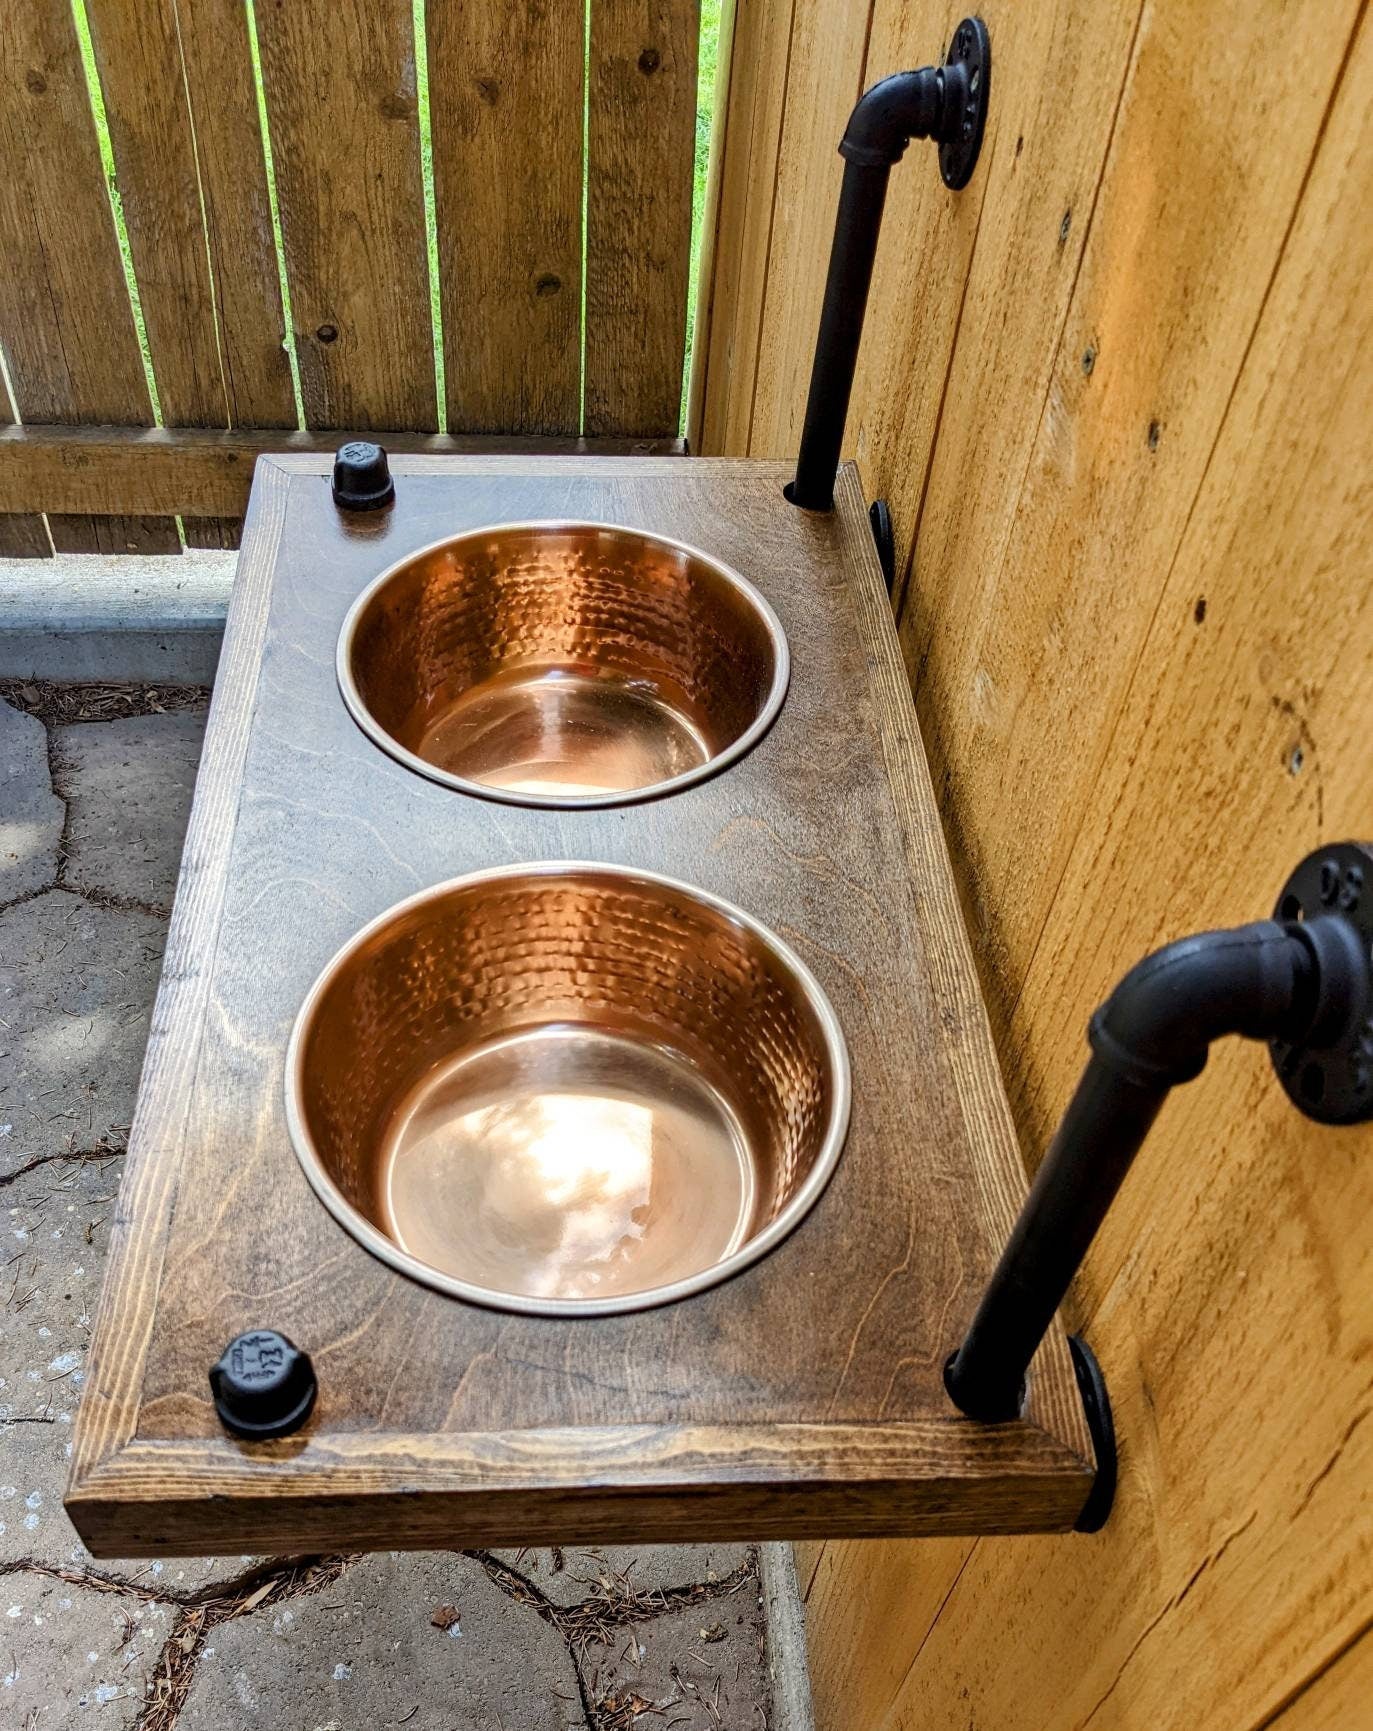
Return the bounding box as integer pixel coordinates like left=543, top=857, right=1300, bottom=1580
left=285, top=864, right=849, bottom=1316
left=338, top=522, right=789, bottom=807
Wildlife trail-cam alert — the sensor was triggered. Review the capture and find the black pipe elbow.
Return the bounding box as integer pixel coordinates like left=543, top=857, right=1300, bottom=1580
left=838, top=69, right=946, bottom=168
left=1088, top=921, right=1313, bottom=1089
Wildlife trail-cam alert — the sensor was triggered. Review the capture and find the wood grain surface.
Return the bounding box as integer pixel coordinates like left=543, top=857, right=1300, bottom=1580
left=0, top=425, right=686, bottom=518
left=694, top=2, right=1373, bottom=1729
left=0, top=0, right=178, bottom=555
left=253, top=0, right=436, bottom=433
left=0, top=390, right=48, bottom=558
left=68, top=455, right=1092, bottom=1555
left=83, top=0, right=300, bottom=549
left=744, top=1, right=869, bottom=461
left=693, top=0, right=794, bottom=457
left=585, top=1, right=699, bottom=437
left=428, top=0, right=583, bottom=435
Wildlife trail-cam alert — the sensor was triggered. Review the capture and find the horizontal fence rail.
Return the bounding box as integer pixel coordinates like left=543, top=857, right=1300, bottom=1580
left=0, top=0, right=702, bottom=556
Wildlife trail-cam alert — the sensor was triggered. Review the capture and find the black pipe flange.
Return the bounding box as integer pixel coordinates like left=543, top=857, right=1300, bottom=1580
left=1269, top=841, right=1373, bottom=1124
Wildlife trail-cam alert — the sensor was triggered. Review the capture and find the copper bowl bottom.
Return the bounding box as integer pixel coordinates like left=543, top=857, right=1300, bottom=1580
left=337, top=522, right=789, bottom=807
left=285, top=865, right=850, bottom=1316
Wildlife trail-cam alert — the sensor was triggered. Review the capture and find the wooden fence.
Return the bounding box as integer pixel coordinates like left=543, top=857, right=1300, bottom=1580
left=697, top=2, right=1373, bottom=1728
left=0, top=0, right=701, bottom=556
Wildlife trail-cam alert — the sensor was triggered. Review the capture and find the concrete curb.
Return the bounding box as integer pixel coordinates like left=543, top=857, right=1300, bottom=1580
left=762, top=1544, right=817, bottom=1731
left=0, top=550, right=234, bottom=682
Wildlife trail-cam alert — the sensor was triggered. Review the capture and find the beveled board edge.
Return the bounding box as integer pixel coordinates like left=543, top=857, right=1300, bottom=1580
left=67, top=456, right=1096, bottom=1550
left=68, top=1421, right=1094, bottom=1556
left=70, top=459, right=291, bottom=1487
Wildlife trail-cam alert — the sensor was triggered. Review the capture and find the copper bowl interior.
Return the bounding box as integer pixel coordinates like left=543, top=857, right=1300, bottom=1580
left=286, top=866, right=849, bottom=1316
left=338, top=522, right=789, bottom=807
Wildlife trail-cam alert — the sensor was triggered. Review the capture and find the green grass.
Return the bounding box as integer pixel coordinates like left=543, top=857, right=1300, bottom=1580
left=66, top=0, right=722, bottom=443
left=683, top=0, right=724, bottom=431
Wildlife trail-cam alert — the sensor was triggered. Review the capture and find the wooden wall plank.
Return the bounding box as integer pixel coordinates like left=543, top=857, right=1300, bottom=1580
left=0, top=424, right=684, bottom=519
left=253, top=0, right=436, bottom=432
left=804, top=1534, right=972, bottom=1720
left=858, top=0, right=1142, bottom=601
left=0, top=1, right=178, bottom=554
left=84, top=0, right=299, bottom=548
left=799, top=9, right=1373, bottom=1731
left=0, top=377, right=49, bottom=557
left=901, top=0, right=1360, bottom=1039
left=428, top=0, right=582, bottom=435
left=173, top=0, right=298, bottom=434
left=83, top=0, right=226, bottom=548
left=694, top=0, right=794, bottom=454
left=744, top=0, right=870, bottom=459
left=840, top=0, right=990, bottom=585
left=1265, top=1632, right=1373, bottom=1729
left=585, top=0, right=699, bottom=437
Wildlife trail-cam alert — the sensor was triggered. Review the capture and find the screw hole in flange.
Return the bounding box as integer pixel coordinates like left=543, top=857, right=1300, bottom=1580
left=1269, top=842, right=1373, bottom=1126
left=939, top=16, right=991, bottom=192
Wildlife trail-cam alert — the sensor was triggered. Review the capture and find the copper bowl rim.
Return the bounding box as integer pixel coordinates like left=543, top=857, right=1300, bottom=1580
left=335, top=520, right=792, bottom=809
left=283, top=861, right=851, bottom=1317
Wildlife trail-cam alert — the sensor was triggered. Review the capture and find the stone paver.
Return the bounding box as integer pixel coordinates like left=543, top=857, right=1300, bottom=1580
left=581, top=1594, right=770, bottom=1731
left=0, top=892, right=166, bottom=1178
left=495, top=1543, right=752, bottom=1608
left=0, top=1570, right=174, bottom=1729
left=0, top=1153, right=259, bottom=1595
left=2, top=1157, right=119, bottom=1568
left=179, top=1552, right=584, bottom=1731
left=0, top=696, right=63, bottom=904
left=55, top=711, right=205, bottom=909
left=0, top=685, right=787, bottom=1730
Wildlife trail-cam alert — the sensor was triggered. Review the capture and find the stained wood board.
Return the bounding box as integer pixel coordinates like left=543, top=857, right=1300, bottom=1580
left=0, top=0, right=178, bottom=555
left=252, top=0, right=436, bottom=433
left=0, top=425, right=686, bottom=519
left=428, top=0, right=583, bottom=435
left=585, top=1, right=700, bottom=437
left=68, top=456, right=1092, bottom=1557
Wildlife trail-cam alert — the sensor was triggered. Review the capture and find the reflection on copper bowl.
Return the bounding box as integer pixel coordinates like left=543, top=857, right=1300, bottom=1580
left=337, top=522, right=789, bottom=807
left=285, top=864, right=849, bottom=1316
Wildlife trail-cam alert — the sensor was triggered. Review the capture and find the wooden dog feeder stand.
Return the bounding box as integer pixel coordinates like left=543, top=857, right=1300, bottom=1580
left=67, top=453, right=1095, bottom=1556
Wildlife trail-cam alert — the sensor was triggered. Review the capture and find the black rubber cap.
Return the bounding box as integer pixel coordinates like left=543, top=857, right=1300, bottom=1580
left=210, top=1330, right=317, bottom=1440
left=331, top=440, right=394, bottom=511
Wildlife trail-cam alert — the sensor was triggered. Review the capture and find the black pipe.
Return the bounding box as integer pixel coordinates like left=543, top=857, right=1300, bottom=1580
left=787, top=23, right=990, bottom=513
left=786, top=160, right=893, bottom=514
left=944, top=916, right=1361, bottom=1423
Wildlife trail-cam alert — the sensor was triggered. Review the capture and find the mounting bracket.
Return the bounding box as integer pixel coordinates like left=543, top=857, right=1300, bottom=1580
left=946, top=841, right=1373, bottom=1529
left=787, top=18, right=993, bottom=512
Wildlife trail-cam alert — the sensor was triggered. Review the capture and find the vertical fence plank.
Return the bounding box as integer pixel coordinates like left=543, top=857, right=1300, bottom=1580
left=83, top=0, right=297, bottom=551
left=694, top=0, right=793, bottom=454
left=905, top=0, right=1358, bottom=1037
left=0, top=2, right=179, bottom=553
left=0, top=379, right=50, bottom=557
left=855, top=0, right=1139, bottom=613
left=253, top=0, right=436, bottom=432
left=586, top=0, right=699, bottom=437
left=428, top=0, right=582, bottom=435
left=744, top=0, right=870, bottom=459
